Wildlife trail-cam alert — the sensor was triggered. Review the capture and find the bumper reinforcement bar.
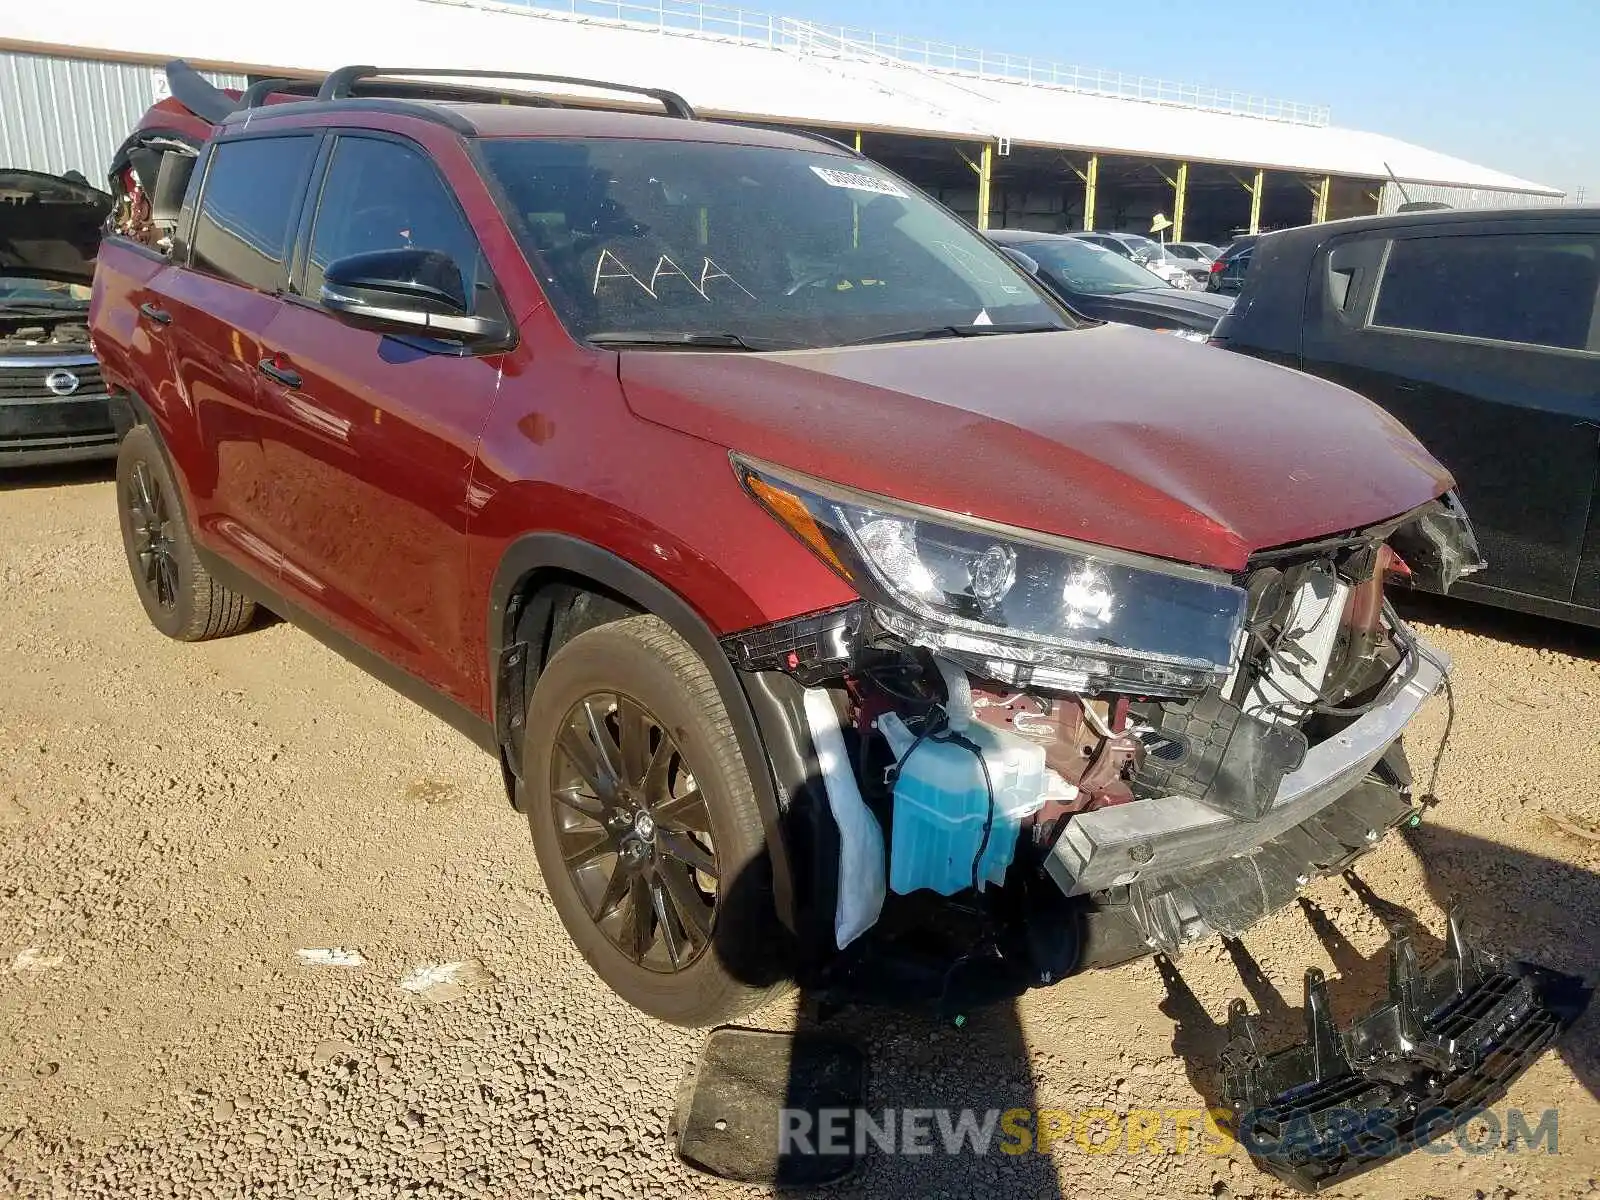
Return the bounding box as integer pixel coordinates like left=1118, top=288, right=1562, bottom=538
left=1047, top=637, right=1447, bottom=897
left=1222, top=911, right=1591, bottom=1192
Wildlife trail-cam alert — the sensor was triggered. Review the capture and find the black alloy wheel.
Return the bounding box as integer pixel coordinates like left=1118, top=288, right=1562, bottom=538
left=551, top=691, right=720, bottom=973
left=125, top=459, right=180, bottom=610
left=115, top=423, right=256, bottom=641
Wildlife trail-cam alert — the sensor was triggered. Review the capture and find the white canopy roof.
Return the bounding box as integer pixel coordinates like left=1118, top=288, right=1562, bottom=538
left=2, top=0, right=1560, bottom=195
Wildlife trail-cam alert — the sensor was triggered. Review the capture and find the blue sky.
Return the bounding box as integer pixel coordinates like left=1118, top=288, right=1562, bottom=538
left=778, top=0, right=1597, bottom=198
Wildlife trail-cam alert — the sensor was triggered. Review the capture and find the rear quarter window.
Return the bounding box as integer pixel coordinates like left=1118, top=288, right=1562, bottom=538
left=1371, top=231, right=1600, bottom=352
left=191, top=136, right=318, bottom=294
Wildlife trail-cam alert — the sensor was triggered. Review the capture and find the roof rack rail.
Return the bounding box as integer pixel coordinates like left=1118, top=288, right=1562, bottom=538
left=315, top=66, right=696, bottom=120
left=238, top=76, right=317, bottom=109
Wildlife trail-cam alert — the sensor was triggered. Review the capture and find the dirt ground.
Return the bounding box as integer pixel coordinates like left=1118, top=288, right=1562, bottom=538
left=1, top=465, right=1596, bottom=1200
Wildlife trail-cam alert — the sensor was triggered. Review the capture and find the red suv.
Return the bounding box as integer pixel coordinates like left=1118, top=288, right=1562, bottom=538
left=93, top=66, right=1484, bottom=1039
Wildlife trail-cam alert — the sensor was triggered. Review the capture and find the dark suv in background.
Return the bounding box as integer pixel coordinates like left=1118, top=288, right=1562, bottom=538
left=1212, top=208, right=1600, bottom=626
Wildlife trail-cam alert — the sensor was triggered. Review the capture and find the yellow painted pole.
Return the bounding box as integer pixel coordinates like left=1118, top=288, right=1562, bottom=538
left=1173, top=162, right=1188, bottom=243
left=977, top=142, right=994, bottom=231
left=1314, top=175, right=1330, bottom=223
left=1083, top=154, right=1098, bottom=231
left=853, top=130, right=862, bottom=152
left=1248, top=168, right=1263, bottom=234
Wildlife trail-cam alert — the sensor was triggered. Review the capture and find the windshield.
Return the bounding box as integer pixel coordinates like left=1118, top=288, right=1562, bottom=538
left=1166, top=244, right=1204, bottom=261
left=480, top=137, right=1069, bottom=348
left=0, top=276, right=90, bottom=307
left=1016, top=239, right=1172, bottom=294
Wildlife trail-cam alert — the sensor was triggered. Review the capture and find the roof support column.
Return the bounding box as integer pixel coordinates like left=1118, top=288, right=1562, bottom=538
left=1249, top=168, right=1264, bottom=234
left=977, top=142, right=994, bottom=231
left=1083, top=154, right=1098, bottom=231
left=1064, top=155, right=1099, bottom=231
left=960, top=142, right=996, bottom=230
left=1173, top=161, right=1188, bottom=243
left=1314, top=175, right=1330, bottom=223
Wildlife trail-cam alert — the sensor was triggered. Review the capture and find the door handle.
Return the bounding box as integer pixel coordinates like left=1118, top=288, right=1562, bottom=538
left=257, top=358, right=303, bottom=389
left=138, top=302, right=172, bottom=325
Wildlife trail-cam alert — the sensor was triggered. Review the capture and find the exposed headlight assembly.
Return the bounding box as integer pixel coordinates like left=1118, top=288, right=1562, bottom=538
left=736, top=457, right=1246, bottom=696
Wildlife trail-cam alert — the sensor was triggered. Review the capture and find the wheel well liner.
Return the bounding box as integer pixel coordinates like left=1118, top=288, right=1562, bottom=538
left=487, top=533, right=796, bottom=932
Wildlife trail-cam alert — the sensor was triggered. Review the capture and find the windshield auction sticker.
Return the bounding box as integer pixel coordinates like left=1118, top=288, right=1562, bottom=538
left=809, top=165, right=908, bottom=197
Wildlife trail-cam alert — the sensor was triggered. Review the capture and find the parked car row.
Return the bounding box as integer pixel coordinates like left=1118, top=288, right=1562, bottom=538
left=1066, top=230, right=1213, bottom=287
left=987, top=229, right=1232, bottom=337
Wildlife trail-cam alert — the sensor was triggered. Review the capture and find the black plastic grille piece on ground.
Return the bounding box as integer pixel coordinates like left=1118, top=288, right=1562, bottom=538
left=1221, top=910, right=1591, bottom=1192
left=672, top=1026, right=865, bottom=1186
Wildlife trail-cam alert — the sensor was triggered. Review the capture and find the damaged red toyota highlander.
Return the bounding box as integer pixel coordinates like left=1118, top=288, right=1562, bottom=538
left=92, top=64, right=1587, bottom=1187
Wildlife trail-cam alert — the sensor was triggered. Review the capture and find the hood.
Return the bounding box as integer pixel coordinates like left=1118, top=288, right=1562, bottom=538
left=1071, top=287, right=1233, bottom=333
left=0, top=170, right=112, bottom=284
left=619, top=324, right=1452, bottom=572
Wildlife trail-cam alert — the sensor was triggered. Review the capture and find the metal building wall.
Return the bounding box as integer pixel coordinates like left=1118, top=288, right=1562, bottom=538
left=0, top=51, right=244, bottom=183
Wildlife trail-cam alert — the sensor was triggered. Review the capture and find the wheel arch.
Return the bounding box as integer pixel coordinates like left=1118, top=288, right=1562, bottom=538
left=487, top=533, right=796, bottom=933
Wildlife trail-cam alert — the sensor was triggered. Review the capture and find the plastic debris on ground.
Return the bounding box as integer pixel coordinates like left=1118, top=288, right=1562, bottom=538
left=8, top=948, right=64, bottom=973
left=294, top=948, right=367, bottom=968
left=398, top=958, right=496, bottom=1003
left=1222, top=910, right=1591, bottom=1192
left=672, top=1026, right=864, bottom=1186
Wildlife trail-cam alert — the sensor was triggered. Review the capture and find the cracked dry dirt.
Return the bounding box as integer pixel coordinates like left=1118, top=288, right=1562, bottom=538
left=1, top=465, right=1596, bottom=1199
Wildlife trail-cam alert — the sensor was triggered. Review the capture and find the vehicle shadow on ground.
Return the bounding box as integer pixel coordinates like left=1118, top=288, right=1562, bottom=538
left=0, top=461, right=115, bottom=491
left=1391, top=590, right=1600, bottom=661
left=687, top=861, right=1063, bottom=1197
left=1408, top=824, right=1600, bottom=1101
left=1157, top=828, right=1599, bottom=1119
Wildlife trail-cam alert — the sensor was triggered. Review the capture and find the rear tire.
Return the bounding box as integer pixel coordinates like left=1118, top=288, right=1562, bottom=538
left=115, top=425, right=255, bottom=641
left=522, top=614, right=791, bottom=1026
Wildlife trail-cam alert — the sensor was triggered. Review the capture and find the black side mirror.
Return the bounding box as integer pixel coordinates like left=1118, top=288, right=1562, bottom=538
left=999, top=246, right=1040, bottom=275
left=321, top=248, right=505, bottom=345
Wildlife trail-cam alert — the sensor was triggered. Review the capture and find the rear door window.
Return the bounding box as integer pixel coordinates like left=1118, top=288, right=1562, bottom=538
left=303, top=136, right=483, bottom=304
left=191, top=136, right=318, bottom=293
left=1371, top=231, right=1600, bottom=352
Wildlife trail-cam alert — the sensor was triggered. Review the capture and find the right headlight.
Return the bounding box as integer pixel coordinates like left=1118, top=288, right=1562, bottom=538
left=736, top=456, right=1246, bottom=696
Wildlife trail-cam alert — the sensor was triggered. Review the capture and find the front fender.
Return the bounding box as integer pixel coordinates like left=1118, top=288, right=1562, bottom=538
left=486, top=532, right=800, bottom=936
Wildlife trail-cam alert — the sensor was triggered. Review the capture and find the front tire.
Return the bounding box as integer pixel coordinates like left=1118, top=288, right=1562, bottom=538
left=522, top=614, right=791, bottom=1026
left=115, top=424, right=255, bottom=641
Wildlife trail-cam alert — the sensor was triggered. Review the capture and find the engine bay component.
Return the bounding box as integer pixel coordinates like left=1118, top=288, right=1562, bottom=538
left=1131, top=690, right=1308, bottom=821
left=1235, top=567, right=1350, bottom=723
left=1223, top=913, right=1591, bottom=1192
left=876, top=703, right=1047, bottom=895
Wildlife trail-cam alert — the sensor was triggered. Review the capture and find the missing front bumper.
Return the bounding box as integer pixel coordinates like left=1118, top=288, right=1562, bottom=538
left=1047, top=637, right=1447, bottom=899
left=1223, top=913, right=1591, bottom=1192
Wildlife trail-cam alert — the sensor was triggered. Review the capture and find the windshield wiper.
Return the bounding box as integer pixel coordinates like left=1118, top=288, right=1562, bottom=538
left=585, top=331, right=799, bottom=351
left=843, top=322, right=1066, bottom=347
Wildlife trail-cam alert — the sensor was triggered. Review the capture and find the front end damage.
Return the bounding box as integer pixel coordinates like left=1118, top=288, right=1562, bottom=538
left=723, top=468, right=1583, bottom=1181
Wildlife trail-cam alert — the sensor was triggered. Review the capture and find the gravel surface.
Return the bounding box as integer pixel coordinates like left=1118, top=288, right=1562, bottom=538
left=1, top=466, right=1596, bottom=1199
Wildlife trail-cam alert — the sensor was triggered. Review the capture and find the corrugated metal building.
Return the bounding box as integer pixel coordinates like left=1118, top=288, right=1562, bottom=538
left=0, top=51, right=243, bottom=181
left=0, top=0, right=1563, bottom=240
